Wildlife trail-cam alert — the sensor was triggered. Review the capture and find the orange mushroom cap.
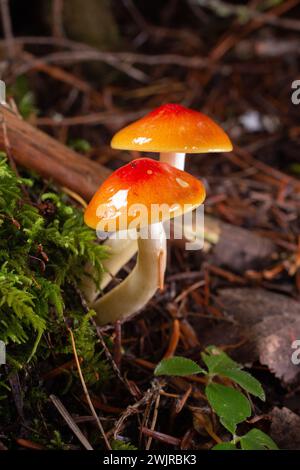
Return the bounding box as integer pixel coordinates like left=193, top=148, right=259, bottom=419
left=111, top=103, right=232, bottom=153
left=84, top=158, right=206, bottom=231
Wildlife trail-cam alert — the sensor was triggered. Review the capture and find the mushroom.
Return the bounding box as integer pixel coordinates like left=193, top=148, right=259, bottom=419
left=84, top=158, right=206, bottom=325
left=111, top=103, right=232, bottom=170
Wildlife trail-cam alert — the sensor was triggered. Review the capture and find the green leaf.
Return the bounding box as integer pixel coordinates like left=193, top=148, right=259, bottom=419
left=202, top=347, right=265, bottom=401
left=201, top=346, right=241, bottom=374
left=213, top=442, right=237, bottom=450
left=217, top=369, right=265, bottom=401
left=205, top=383, right=251, bottom=434
left=154, top=356, right=206, bottom=377
left=240, top=429, right=278, bottom=450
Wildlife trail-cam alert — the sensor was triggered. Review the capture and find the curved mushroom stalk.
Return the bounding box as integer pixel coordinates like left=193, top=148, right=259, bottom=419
left=159, top=152, right=186, bottom=170
left=100, top=235, right=138, bottom=291
left=81, top=236, right=138, bottom=303
left=92, top=223, right=166, bottom=325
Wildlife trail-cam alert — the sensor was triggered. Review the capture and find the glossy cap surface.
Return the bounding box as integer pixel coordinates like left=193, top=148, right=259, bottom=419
left=111, top=103, right=232, bottom=153
left=84, top=158, right=206, bottom=231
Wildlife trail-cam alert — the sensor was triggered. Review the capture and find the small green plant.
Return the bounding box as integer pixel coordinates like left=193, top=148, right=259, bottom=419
left=154, top=346, right=278, bottom=450
left=111, top=439, right=137, bottom=450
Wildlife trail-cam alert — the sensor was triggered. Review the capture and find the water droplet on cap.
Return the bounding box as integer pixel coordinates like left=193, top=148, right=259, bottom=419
left=176, top=177, right=189, bottom=188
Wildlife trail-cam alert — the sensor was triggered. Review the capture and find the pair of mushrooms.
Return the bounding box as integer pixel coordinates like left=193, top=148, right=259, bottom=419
left=84, top=104, right=232, bottom=325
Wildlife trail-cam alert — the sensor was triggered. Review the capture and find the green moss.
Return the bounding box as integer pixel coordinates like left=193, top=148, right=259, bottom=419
left=0, top=155, right=110, bottom=447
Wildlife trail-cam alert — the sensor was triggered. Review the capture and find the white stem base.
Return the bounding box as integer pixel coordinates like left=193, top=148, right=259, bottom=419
left=92, top=223, right=166, bottom=325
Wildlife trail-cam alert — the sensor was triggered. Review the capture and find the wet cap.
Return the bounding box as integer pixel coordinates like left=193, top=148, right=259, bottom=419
left=111, top=103, right=232, bottom=154
left=84, top=158, right=206, bottom=232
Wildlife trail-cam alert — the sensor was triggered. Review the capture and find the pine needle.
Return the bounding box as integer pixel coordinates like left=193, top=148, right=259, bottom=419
left=67, top=326, right=112, bottom=450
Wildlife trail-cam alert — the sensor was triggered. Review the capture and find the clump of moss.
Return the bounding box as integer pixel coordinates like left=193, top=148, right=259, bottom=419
left=0, top=154, right=110, bottom=448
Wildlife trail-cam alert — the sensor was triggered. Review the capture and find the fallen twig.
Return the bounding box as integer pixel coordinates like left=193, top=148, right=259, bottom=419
left=67, top=327, right=111, bottom=450
left=50, top=394, right=93, bottom=450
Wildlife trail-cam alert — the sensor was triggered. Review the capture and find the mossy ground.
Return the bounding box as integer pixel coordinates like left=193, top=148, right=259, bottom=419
left=0, top=155, right=112, bottom=449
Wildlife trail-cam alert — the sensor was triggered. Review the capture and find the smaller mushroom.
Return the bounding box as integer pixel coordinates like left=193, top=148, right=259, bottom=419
left=84, top=158, right=206, bottom=325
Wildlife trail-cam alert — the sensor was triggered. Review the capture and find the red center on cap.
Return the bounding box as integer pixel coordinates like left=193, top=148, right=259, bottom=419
left=84, top=158, right=206, bottom=231
left=111, top=103, right=232, bottom=153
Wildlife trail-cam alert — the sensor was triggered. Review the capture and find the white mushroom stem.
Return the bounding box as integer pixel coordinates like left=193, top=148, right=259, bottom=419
left=92, top=223, right=166, bottom=325
left=159, top=152, right=186, bottom=170
left=100, top=235, right=138, bottom=291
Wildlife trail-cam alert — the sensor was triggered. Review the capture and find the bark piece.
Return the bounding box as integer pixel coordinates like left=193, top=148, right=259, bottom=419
left=0, top=104, right=110, bottom=200
left=217, top=288, right=300, bottom=383
left=210, top=220, right=275, bottom=272
left=270, top=407, right=300, bottom=450
left=218, top=288, right=300, bottom=325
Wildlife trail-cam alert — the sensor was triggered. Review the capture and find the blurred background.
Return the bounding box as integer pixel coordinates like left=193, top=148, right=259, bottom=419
left=1, top=0, right=299, bottom=270
left=0, top=0, right=300, bottom=215
left=1, top=0, right=299, bottom=176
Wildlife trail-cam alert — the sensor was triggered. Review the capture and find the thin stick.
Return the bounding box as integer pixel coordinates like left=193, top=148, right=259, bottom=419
left=35, top=108, right=147, bottom=127
left=113, top=321, right=122, bottom=370
left=164, top=319, right=180, bottom=358
left=62, top=186, right=87, bottom=208
left=50, top=394, right=93, bottom=450
left=113, top=382, right=161, bottom=439
left=52, top=0, right=64, bottom=38
left=67, top=327, right=111, bottom=450
left=158, top=250, right=165, bottom=290
left=145, top=392, right=161, bottom=450
left=0, top=0, right=15, bottom=59
left=16, top=48, right=148, bottom=83
left=141, top=427, right=181, bottom=447
left=175, top=386, right=192, bottom=414
left=16, top=438, right=45, bottom=450
left=91, top=318, right=137, bottom=397
left=174, top=280, right=206, bottom=303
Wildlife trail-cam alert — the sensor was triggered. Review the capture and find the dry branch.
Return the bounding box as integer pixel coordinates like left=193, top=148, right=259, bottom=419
left=0, top=104, right=110, bottom=200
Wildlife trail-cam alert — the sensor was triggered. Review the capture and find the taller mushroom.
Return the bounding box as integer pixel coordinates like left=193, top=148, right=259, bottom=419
left=111, top=103, right=232, bottom=170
